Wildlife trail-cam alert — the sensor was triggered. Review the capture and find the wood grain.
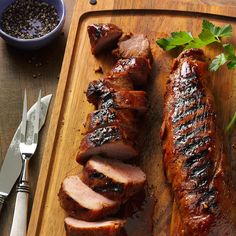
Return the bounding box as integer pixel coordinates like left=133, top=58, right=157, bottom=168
left=27, top=0, right=236, bottom=236
left=0, top=1, right=76, bottom=235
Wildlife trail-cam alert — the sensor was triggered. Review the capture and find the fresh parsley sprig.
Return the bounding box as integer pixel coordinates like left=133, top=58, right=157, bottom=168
left=156, top=31, right=193, bottom=51
left=209, top=44, right=236, bottom=71
left=156, top=19, right=232, bottom=55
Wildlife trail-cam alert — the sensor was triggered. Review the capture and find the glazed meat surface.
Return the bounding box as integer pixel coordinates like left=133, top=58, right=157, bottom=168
left=161, top=48, right=236, bottom=235
left=98, top=90, right=147, bottom=112
left=77, top=125, right=139, bottom=164
left=84, top=108, right=137, bottom=133
left=58, top=176, right=120, bottom=221
left=86, top=77, right=133, bottom=105
left=82, top=156, right=146, bottom=201
left=64, top=217, right=126, bottom=236
left=111, top=57, right=151, bottom=86
left=87, top=23, right=122, bottom=55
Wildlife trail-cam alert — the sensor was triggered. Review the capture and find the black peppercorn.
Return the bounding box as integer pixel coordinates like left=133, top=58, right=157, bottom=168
left=0, top=0, right=60, bottom=39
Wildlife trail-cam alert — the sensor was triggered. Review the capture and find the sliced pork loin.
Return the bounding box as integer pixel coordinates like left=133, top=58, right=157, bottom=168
left=98, top=90, right=147, bottom=112
left=111, top=57, right=151, bottom=86
left=82, top=156, right=146, bottom=201
left=65, top=217, right=126, bottom=236
left=84, top=108, right=137, bottom=133
left=87, top=23, right=123, bottom=55
left=86, top=77, right=133, bottom=105
left=113, top=34, right=152, bottom=61
left=77, top=126, right=139, bottom=165
left=58, top=175, right=120, bottom=221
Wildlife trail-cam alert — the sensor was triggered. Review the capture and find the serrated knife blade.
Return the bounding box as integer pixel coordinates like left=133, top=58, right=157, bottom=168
left=0, top=94, right=52, bottom=212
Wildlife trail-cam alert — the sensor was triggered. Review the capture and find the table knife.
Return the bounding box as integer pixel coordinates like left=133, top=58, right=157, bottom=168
left=0, top=94, right=52, bottom=213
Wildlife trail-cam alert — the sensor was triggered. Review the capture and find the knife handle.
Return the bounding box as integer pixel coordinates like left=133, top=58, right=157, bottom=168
left=10, top=181, right=30, bottom=236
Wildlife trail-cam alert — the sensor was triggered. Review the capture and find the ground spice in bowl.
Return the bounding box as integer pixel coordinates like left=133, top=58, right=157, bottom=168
left=0, top=0, right=60, bottom=39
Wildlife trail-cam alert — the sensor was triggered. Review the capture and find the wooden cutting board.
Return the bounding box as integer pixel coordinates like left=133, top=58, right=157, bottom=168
left=27, top=0, right=236, bottom=235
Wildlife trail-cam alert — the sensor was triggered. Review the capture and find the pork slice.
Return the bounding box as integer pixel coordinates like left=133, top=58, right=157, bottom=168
left=111, top=57, right=151, bottom=86
left=86, top=77, right=133, bottom=106
left=105, top=74, right=134, bottom=91
left=82, top=156, right=146, bottom=201
left=77, top=126, right=139, bottom=165
left=58, top=175, right=120, bottom=221
left=87, top=23, right=122, bottom=55
left=84, top=108, right=137, bottom=133
left=113, top=34, right=152, bottom=60
left=65, top=217, right=126, bottom=236
left=98, top=90, right=147, bottom=112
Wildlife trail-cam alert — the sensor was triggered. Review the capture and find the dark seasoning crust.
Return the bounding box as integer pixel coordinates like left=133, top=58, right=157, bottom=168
left=87, top=126, right=122, bottom=147
left=161, top=48, right=236, bottom=235
left=86, top=169, right=124, bottom=194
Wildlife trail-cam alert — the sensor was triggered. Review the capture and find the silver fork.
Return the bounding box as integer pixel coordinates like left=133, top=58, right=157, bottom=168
left=10, top=90, right=41, bottom=236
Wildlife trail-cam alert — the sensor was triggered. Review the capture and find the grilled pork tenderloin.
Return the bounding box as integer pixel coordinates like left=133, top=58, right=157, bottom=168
left=77, top=125, right=139, bottom=165
left=161, top=48, right=236, bottom=235
left=87, top=24, right=122, bottom=55
left=84, top=108, right=137, bottom=134
left=86, top=77, right=133, bottom=106
left=59, top=175, right=120, bottom=221
left=113, top=34, right=152, bottom=61
left=82, top=156, right=146, bottom=201
left=110, top=57, right=151, bottom=87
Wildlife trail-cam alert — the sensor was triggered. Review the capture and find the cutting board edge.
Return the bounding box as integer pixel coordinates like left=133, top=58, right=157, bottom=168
left=27, top=0, right=236, bottom=235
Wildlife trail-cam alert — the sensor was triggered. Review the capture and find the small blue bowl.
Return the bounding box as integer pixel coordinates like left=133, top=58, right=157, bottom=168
left=0, top=0, right=65, bottom=50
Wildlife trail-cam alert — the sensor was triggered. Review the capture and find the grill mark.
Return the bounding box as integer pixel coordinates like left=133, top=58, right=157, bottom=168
left=173, top=103, right=205, bottom=123
left=174, top=112, right=209, bottom=133
left=173, top=74, right=198, bottom=88
left=174, top=96, right=196, bottom=109
left=88, top=126, right=121, bottom=146
left=182, top=136, right=211, bottom=156
left=173, top=96, right=205, bottom=115
left=175, top=124, right=207, bottom=144
left=174, top=85, right=199, bottom=98
left=185, top=149, right=209, bottom=167
left=99, top=92, right=116, bottom=109
left=173, top=81, right=196, bottom=93
left=93, top=183, right=124, bottom=193
left=198, top=189, right=217, bottom=210
left=190, top=160, right=212, bottom=178
left=197, top=178, right=209, bottom=189
left=92, top=109, right=117, bottom=123
left=89, top=171, right=106, bottom=179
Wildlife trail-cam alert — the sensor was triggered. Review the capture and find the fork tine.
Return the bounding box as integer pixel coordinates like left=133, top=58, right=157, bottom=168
left=20, top=89, right=28, bottom=143
left=34, top=90, right=41, bottom=137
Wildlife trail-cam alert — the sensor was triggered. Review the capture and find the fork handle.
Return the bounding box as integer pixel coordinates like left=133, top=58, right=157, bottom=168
left=0, top=193, right=6, bottom=215
left=10, top=182, right=30, bottom=236
left=10, top=157, right=30, bottom=236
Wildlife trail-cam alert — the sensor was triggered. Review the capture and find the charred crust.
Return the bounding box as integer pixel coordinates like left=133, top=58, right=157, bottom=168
left=87, top=127, right=121, bottom=147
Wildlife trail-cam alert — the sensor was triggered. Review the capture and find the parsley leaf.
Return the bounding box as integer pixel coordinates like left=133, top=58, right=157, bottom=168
left=209, top=44, right=236, bottom=71
left=226, top=112, right=236, bottom=133
left=156, top=32, right=193, bottom=51
left=209, top=53, right=227, bottom=71
left=224, top=43, right=235, bottom=58
left=156, top=19, right=232, bottom=51
left=202, top=19, right=232, bottom=39
left=185, top=38, right=207, bottom=49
